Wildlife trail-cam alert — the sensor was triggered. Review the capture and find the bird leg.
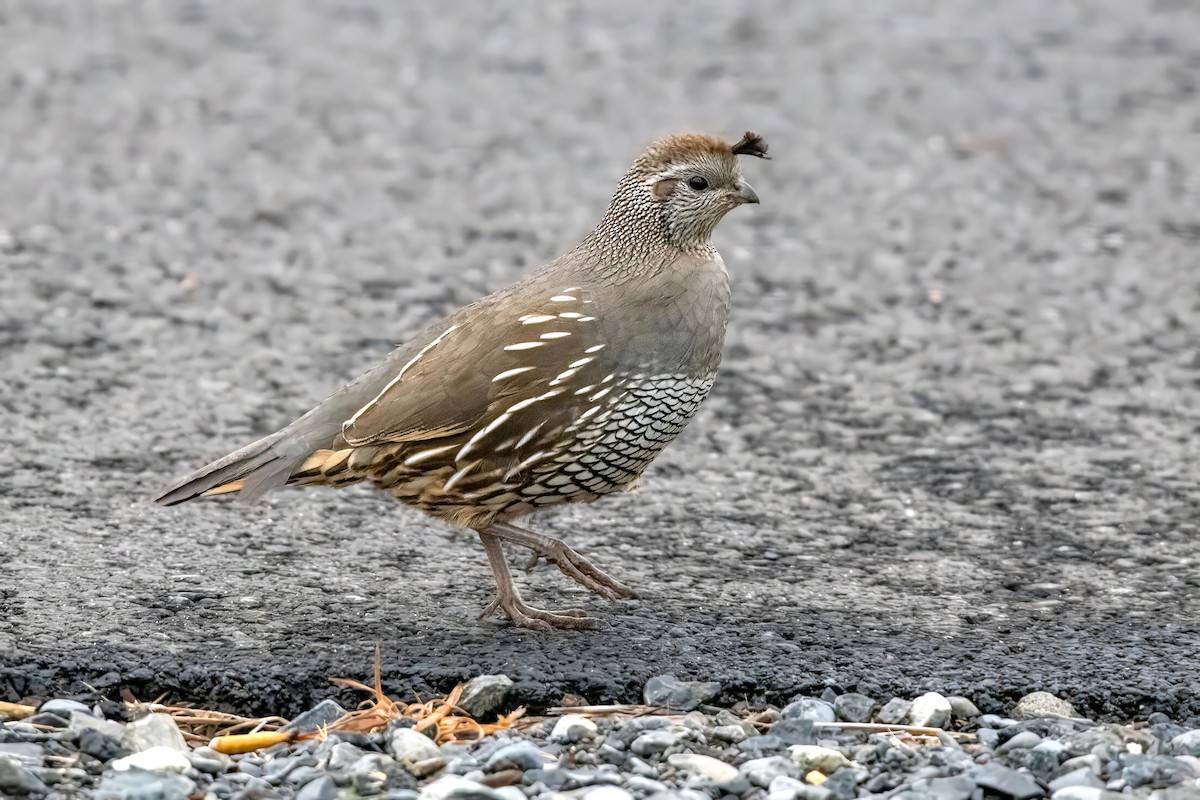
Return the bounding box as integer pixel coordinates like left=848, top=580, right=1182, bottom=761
left=475, top=530, right=597, bottom=631
left=484, top=521, right=637, bottom=600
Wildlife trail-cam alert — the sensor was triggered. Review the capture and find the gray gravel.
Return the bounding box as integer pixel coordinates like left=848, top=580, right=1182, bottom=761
left=3, top=683, right=1200, bottom=799
left=2, top=0, right=1200, bottom=720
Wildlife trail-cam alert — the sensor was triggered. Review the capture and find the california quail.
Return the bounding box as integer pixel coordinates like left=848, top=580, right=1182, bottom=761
left=157, top=131, right=768, bottom=630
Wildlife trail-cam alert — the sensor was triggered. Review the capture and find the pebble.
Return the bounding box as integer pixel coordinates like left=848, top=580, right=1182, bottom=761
left=947, top=696, right=982, bottom=719
left=788, top=745, right=851, bottom=774
left=908, top=692, right=952, bottom=728
left=876, top=698, right=912, bottom=724
left=120, top=713, right=186, bottom=753
left=642, top=675, right=721, bottom=711
left=282, top=699, right=348, bottom=733
left=110, top=746, right=192, bottom=773
left=970, top=763, right=1043, bottom=799
left=1012, top=691, right=1078, bottom=720
left=485, top=741, right=546, bottom=772
left=739, top=755, right=799, bottom=788
left=94, top=767, right=196, bottom=800
left=0, top=758, right=48, bottom=795
left=391, top=727, right=444, bottom=765
left=781, top=698, right=835, bottom=723
left=458, top=675, right=514, bottom=720
left=296, top=774, right=338, bottom=800
left=1048, top=767, right=1105, bottom=793
left=832, top=693, right=874, bottom=723
left=40, top=699, right=92, bottom=718
left=9, top=687, right=1200, bottom=800
left=998, top=730, right=1044, bottom=753
left=1171, top=730, right=1200, bottom=757
left=551, top=714, right=599, bottom=744
left=630, top=729, right=679, bottom=757
left=421, top=774, right=504, bottom=800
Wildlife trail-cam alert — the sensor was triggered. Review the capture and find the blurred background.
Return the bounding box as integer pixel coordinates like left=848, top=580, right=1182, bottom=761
left=1, top=1, right=1198, bottom=716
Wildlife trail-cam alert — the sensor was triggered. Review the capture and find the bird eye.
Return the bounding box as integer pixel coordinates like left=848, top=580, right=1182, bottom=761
left=687, top=176, right=709, bottom=191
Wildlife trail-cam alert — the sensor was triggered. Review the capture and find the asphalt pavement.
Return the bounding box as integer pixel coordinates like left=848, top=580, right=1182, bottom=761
left=2, top=0, right=1199, bottom=721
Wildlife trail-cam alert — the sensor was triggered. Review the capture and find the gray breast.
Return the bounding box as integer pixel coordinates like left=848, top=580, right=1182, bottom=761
left=520, top=373, right=716, bottom=502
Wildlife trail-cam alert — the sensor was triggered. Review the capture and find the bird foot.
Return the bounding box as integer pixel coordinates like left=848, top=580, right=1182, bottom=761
left=491, top=522, right=637, bottom=601
left=479, top=596, right=598, bottom=631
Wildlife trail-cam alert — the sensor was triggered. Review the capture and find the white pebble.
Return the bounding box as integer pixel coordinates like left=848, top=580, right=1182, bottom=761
left=550, top=714, right=598, bottom=743
left=111, top=746, right=191, bottom=773
left=908, top=692, right=952, bottom=728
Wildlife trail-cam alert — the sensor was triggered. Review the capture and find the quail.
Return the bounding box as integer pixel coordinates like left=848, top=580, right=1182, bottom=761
left=157, top=131, right=768, bottom=630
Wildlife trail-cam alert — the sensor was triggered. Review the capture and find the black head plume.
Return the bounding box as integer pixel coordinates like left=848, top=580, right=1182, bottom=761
left=731, top=131, right=770, bottom=159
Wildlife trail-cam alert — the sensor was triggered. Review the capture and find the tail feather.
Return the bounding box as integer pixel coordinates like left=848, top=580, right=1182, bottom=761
left=155, top=430, right=309, bottom=506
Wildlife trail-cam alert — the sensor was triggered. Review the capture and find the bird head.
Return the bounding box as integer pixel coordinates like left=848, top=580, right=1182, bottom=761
left=620, top=131, right=768, bottom=249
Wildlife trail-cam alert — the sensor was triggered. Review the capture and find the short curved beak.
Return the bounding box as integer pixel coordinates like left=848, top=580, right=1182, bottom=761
left=733, top=179, right=760, bottom=205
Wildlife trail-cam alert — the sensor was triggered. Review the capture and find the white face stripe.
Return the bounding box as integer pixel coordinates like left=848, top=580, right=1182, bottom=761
left=345, top=324, right=459, bottom=431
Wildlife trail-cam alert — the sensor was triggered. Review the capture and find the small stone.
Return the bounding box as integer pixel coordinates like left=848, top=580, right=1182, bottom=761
left=1049, top=789, right=1119, bottom=800
left=328, top=741, right=368, bottom=770
left=1049, top=767, right=1105, bottom=793
left=67, top=711, right=126, bottom=741
left=297, top=774, right=338, bottom=800
left=832, top=693, right=874, bottom=723
left=79, top=728, right=124, bottom=761
left=630, top=730, right=680, bottom=757
left=1171, top=730, right=1200, bottom=757
left=876, top=698, right=912, bottom=725
left=767, top=774, right=807, bottom=800
left=997, top=731, right=1043, bottom=753
left=391, top=728, right=443, bottom=767
left=788, top=745, right=851, bottom=774
left=908, top=692, right=952, bottom=728
left=1120, top=753, right=1195, bottom=789
left=95, top=767, right=195, bottom=800
left=821, top=767, right=865, bottom=800
left=781, top=698, right=835, bottom=723
left=120, top=713, right=186, bottom=753
left=185, top=746, right=231, bottom=775
left=493, top=787, right=527, bottom=800
left=111, top=746, right=191, bottom=773
left=485, top=742, right=546, bottom=772
left=738, top=734, right=786, bottom=753
left=577, top=787, right=633, bottom=800
left=39, top=699, right=92, bottom=719
left=712, top=724, right=748, bottom=743
left=739, top=755, right=799, bottom=788
left=970, top=763, right=1043, bottom=799
left=0, top=743, right=44, bottom=766
left=947, top=696, right=982, bottom=719
left=771, top=718, right=816, bottom=746
left=905, top=774, right=976, bottom=800
left=1005, top=746, right=1061, bottom=775
left=643, top=675, right=721, bottom=711
left=550, top=714, right=598, bottom=744
left=1012, top=691, right=1077, bottom=720
left=979, top=714, right=1020, bottom=728
left=458, top=675, right=514, bottom=719
left=420, top=774, right=505, bottom=800
left=1058, top=754, right=1102, bottom=775
left=282, top=699, right=348, bottom=733
left=0, top=758, right=48, bottom=796
left=668, top=752, right=739, bottom=782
